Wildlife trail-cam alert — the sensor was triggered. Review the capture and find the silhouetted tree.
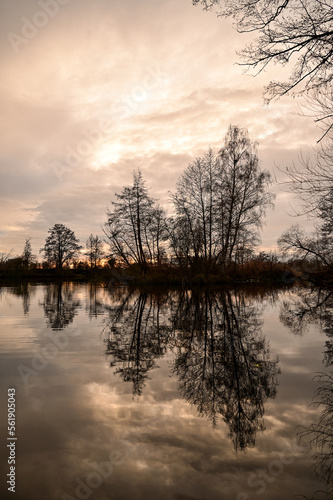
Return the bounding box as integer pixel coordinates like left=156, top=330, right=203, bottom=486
left=217, top=125, right=273, bottom=267
left=85, top=234, right=105, bottom=268
left=193, top=1, right=333, bottom=105
left=171, top=148, right=220, bottom=272
left=21, top=238, right=36, bottom=270
left=0, top=250, right=12, bottom=267
left=40, top=223, right=82, bottom=269
left=104, top=170, right=168, bottom=273
left=278, top=182, right=333, bottom=266
left=278, top=224, right=332, bottom=267
left=171, top=126, right=273, bottom=271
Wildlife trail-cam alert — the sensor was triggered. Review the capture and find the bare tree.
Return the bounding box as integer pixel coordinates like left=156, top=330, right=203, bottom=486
left=217, top=125, right=273, bottom=266
left=21, top=238, right=36, bottom=270
left=104, top=170, right=167, bottom=272
left=171, top=148, right=220, bottom=271
left=0, top=250, right=13, bottom=267
left=171, top=126, right=273, bottom=271
left=40, top=224, right=82, bottom=269
left=278, top=224, right=332, bottom=266
left=281, top=133, right=333, bottom=217
left=85, top=234, right=105, bottom=268
left=193, top=1, right=333, bottom=103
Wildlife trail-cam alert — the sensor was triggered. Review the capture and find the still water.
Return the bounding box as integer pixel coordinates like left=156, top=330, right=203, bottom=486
left=0, top=283, right=332, bottom=500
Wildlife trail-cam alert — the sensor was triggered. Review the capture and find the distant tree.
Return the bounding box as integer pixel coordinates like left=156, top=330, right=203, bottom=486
left=40, top=224, right=82, bottom=269
left=104, top=170, right=168, bottom=272
left=86, top=234, right=105, bottom=268
left=167, top=216, right=194, bottom=269
left=21, top=238, right=36, bottom=270
left=0, top=250, right=12, bottom=268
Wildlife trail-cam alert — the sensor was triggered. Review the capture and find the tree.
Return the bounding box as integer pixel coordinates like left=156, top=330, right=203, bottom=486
left=21, top=238, right=36, bottom=270
left=217, top=125, right=273, bottom=266
left=281, top=132, right=333, bottom=217
left=104, top=170, right=167, bottom=272
left=171, top=126, right=273, bottom=271
left=194, top=1, right=333, bottom=104
left=85, top=234, right=105, bottom=268
left=0, top=250, right=12, bottom=269
left=171, top=148, right=220, bottom=271
left=278, top=223, right=333, bottom=266
left=40, top=223, right=82, bottom=269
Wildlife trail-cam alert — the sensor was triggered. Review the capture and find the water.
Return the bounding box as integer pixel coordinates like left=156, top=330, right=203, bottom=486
left=0, top=283, right=332, bottom=500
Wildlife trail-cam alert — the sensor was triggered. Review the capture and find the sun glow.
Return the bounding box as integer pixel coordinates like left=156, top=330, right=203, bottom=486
left=92, top=143, right=123, bottom=169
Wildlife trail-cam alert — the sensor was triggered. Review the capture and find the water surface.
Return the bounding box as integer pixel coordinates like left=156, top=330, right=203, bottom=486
left=0, top=283, right=332, bottom=499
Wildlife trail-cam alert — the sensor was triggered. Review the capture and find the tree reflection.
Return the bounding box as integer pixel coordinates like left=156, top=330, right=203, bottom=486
left=171, top=289, right=279, bottom=450
left=85, top=283, right=105, bottom=319
left=40, top=282, right=81, bottom=330
left=280, top=288, right=333, bottom=366
left=103, top=288, right=280, bottom=450
left=9, top=283, right=36, bottom=315
left=103, top=290, right=172, bottom=396
left=280, top=287, right=333, bottom=497
left=300, top=372, right=333, bottom=499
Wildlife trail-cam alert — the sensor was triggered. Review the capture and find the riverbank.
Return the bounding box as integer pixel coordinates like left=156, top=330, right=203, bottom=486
left=1, top=261, right=332, bottom=288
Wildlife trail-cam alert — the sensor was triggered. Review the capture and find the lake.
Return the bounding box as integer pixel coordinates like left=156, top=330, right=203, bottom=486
left=0, top=282, right=332, bottom=500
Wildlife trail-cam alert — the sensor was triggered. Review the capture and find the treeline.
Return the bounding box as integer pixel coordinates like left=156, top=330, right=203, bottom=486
left=1, top=125, right=332, bottom=285
left=104, top=125, right=274, bottom=275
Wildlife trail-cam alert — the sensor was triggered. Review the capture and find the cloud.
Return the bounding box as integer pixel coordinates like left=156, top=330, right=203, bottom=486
left=0, top=0, right=321, bottom=255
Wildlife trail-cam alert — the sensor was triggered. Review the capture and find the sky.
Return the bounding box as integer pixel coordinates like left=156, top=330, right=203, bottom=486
left=0, top=0, right=320, bottom=259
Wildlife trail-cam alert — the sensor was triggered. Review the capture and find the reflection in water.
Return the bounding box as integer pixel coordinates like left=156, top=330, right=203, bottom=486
left=172, top=290, right=280, bottom=450
left=1, top=283, right=330, bottom=499
left=9, top=283, right=36, bottom=315
left=85, top=283, right=106, bottom=318
left=40, top=282, right=81, bottom=330
left=103, top=288, right=280, bottom=450
left=103, top=290, right=171, bottom=396
left=280, top=288, right=333, bottom=365
left=280, top=287, right=333, bottom=497
left=300, top=373, right=333, bottom=498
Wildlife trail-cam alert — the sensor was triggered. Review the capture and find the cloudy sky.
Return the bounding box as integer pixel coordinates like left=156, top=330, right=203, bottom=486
left=0, top=0, right=319, bottom=258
